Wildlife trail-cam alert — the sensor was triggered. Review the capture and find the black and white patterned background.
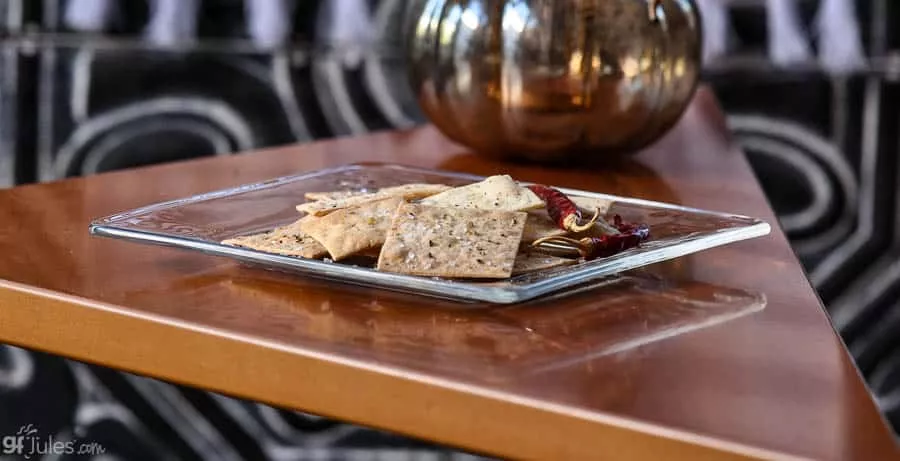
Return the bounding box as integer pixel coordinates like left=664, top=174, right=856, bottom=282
left=0, top=0, right=898, bottom=459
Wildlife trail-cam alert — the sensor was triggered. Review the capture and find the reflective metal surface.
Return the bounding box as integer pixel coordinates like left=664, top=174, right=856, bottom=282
left=406, top=0, right=702, bottom=162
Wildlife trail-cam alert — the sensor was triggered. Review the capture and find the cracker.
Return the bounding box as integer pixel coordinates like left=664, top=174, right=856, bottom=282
left=419, top=175, right=544, bottom=212
left=522, top=210, right=567, bottom=243
left=301, top=196, right=404, bottom=260
left=571, top=196, right=614, bottom=216
left=304, top=190, right=365, bottom=202
left=297, top=184, right=452, bottom=216
left=377, top=203, right=527, bottom=279
left=295, top=194, right=383, bottom=216
left=304, top=183, right=451, bottom=202
left=511, top=251, right=577, bottom=275
left=564, top=196, right=617, bottom=236
left=221, top=219, right=327, bottom=259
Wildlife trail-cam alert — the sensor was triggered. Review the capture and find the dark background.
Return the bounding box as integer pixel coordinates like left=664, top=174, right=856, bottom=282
left=1, top=0, right=898, bottom=459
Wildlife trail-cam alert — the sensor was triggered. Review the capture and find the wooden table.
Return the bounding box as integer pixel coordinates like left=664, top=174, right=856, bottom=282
left=0, top=89, right=897, bottom=460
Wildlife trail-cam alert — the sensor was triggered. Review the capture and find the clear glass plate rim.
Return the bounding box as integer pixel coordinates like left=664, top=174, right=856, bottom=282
left=87, top=162, right=773, bottom=304
left=88, top=162, right=768, bottom=226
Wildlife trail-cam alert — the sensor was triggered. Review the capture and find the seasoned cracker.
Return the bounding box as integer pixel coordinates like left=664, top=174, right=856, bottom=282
left=304, top=183, right=451, bottom=202
left=221, top=219, right=327, bottom=259
left=522, top=210, right=568, bottom=243
left=301, top=196, right=404, bottom=260
left=304, top=190, right=365, bottom=202
left=511, top=251, right=577, bottom=275
left=419, top=175, right=544, bottom=212
left=564, top=196, right=618, bottom=236
left=377, top=203, right=527, bottom=279
left=571, top=196, right=614, bottom=216
left=295, top=193, right=383, bottom=216
left=297, top=184, right=452, bottom=216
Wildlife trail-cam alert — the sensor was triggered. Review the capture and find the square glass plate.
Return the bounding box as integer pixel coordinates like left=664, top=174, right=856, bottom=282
left=89, top=163, right=772, bottom=304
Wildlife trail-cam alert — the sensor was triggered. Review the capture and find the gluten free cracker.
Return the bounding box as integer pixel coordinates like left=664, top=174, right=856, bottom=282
left=297, top=184, right=452, bottom=216
left=304, top=190, right=363, bottom=202
left=221, top=219, right=327, bottom=259
left=571, top=196, right=614, bottom=216
left=377, top=203, right=527, bottom=279
left=304, top=183, right=451, bottom=202
left=522, top=210, right=568, bottom=243
left=419, top=175, right=544, bottom=212
left=301, top=196, right=404, bottom=260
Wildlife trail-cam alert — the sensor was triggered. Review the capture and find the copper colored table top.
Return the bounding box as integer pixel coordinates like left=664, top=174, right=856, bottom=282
left=0, top=89, right=896, bottom=460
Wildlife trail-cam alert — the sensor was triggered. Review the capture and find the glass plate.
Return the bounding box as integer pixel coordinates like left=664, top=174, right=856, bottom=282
left=88, top=163, right=772, bottom=304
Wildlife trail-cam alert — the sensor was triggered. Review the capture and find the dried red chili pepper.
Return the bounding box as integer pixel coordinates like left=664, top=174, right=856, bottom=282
left=532, top=214, right=650, bottom=261
left=611, top=214, right=646, bottom=235
left=527, top=184, right=601, bottom=233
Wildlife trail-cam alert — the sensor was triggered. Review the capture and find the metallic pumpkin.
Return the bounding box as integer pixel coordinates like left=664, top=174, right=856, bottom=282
left=405, top=0, right=702, bottom=162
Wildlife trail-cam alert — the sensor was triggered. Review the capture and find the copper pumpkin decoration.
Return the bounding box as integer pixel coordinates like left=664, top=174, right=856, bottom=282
left=405, top=0, right=702, bottom=162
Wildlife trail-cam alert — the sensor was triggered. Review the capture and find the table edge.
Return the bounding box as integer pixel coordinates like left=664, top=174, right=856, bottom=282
left=0, top=279, right=802, bottom=461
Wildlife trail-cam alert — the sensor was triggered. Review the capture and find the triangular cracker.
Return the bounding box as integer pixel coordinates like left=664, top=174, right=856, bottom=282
left=304, top=190, right=366, bottom=202
left=512, top=251, right=577, bottom=275
left=296, top=184, right=450, bottom=216
left=522, top=210, right=567, bottom=243
left=295, top=194, right=385, bottom=216
left=221, top=219, right=327, bottom=259
left=301, top=196, right=404, bottom=260
left=419, top=175, right=544, bottom=212
left=571, top=196, right=614, bottom=216
left=377, top=203, right=527, bottom=279
left=304, top=183, right=452, bottom=202
left=563, top=196, right=618, bottom=236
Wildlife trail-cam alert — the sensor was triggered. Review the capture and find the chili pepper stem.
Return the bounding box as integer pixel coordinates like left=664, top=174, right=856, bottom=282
left=531, top=235, right=590, bottom=257
left=532, top=235, right=582, bottom=247
left=563, top=207, right=602, bottom=233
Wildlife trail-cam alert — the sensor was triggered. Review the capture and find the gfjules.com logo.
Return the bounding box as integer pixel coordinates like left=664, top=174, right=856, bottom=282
left=1, top=424, right=106, bottom=459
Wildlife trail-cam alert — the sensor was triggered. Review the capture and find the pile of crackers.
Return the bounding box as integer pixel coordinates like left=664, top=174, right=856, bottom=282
left=222, top=175, right=612, bottom=280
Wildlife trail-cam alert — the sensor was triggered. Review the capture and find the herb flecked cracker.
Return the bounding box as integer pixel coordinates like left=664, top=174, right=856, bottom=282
left=377, top=203, right=527, bottom=279
left=297, top=184, right=451, bottom=216
left=221, top=219, right=327, bottom=259
left=301, top=196, right=404, bottom=260
left=304, top=183, right=451, bottom=202
left=419, top=175, right=544, bottom=212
